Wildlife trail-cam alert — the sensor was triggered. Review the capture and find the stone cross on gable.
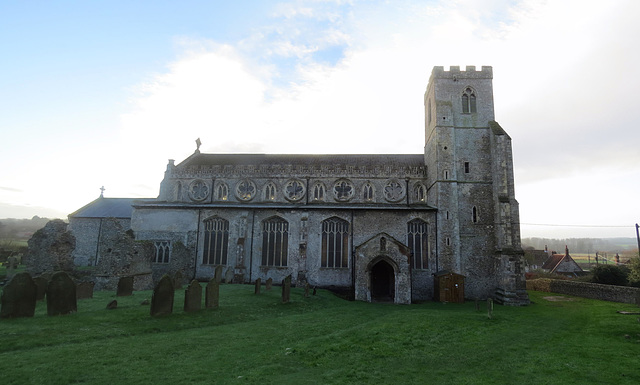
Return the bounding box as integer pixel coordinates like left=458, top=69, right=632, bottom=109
left=100, top=186, right=105, bottom=197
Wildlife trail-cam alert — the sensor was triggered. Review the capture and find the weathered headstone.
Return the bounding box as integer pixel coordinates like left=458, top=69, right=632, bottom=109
left=6, top=255, right=18, bottom=280
left=487, top=298, right=494, bottom=319
left=282, top=274, right=292, bottom=303
left=205, top=279, right=219, bottom=309
left=254, top=278, right=262, bottom=294
left=47, top=271, right=77, bottom=316
left=106, top=300, right=118, bottom=310
left=304, top=282, right=310, bottom=298
left=184, top=280, right=202, bottom=312
left=224, top=268, right=234, bottom=284
left=173, top=271, right=183, bottom=289
left=117, top=276, right=134, bottom=296
left=214, top=265, right=223, bottom=283
left=33, top=276, right=48, bottom=301
left=76, top=281, right=95, bottom=299
left=266, top=277, right=273, bottom=291
left=151, top=274, right=174, bottom=316
left=0, top=272, right=37, bottom=319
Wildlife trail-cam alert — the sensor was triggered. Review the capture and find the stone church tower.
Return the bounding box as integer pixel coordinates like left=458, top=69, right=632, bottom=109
left=424, top=66, right=528, bottom=304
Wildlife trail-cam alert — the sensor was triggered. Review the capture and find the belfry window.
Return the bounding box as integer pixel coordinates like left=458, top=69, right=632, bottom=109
left=321, top=217, right=349, bottom=268
left=472, top=206, right=479, bottom=223
left=462, top=87, right=476, bottom=113
left=261, top=217, right=288, bottom=267
left=203, top=217, right=229, bottom=265
left=408, top=219, right=428, bottom=269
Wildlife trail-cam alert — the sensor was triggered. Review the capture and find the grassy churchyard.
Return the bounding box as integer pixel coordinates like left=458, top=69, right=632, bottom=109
left=0, top=285, right=639, bottom=385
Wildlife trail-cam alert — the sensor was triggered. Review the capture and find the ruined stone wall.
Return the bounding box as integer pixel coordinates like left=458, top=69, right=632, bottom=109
left=67, top=217, right=131, bottom=266
left=25, top=219, right=76, bottom=275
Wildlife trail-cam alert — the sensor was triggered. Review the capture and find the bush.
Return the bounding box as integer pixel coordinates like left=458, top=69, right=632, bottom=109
left=590, top=264, right=629, bottom=286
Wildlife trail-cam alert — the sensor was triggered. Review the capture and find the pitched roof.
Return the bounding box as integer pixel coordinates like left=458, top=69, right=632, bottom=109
left=177, top=153, right=425, bottom=168
left=68, top=197, right=138, bottom=219
left=542, top=254, right=565, bottom=271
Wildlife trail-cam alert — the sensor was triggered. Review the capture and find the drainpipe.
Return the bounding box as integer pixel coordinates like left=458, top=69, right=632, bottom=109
left=249, top=210, right=256, bottom=283
left=194, top=209, right=201, bottom=280
left=351, top=209, right=355, bottom=299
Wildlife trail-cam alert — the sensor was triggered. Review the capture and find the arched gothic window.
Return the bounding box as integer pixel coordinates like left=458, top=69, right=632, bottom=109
left=414, top=183, right=426, bottom=202
left=217, top=183, right=229, bottom=201
left=313, top=183, right=325, bottom=201
left=408, top=219, right=428, bottom=269
left=153, top=241, right=171, bottom=264
left=363, top=182, right=374, bottom=201
left=264, top=182, right=277, bottom=201
left=203, top=217, right=229, bottom=265
left=321, top=217, right=349, bottom=268
left=261, top=217, right=288, bottom=267
left=462, top=87, right=477, bottom=113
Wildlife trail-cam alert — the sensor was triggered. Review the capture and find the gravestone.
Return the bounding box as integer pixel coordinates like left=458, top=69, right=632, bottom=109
left=151, top=274, right=174, bottom=316
left=487, top=298, right=494, bottom=319
left=106, top=300, right=118, bottom=310
left=117, top=276, right=134, bottom=296
left=0, top=272, right=37, bottom=319
left=184, top=280, right=202, bottom=312
left=224, top=268, right=234, bottom=284
left=266, top=278, right=273, bottom=291
left=282, top=274, right=291, bottom=303
left=47, top=271, right=77, bottom=316
left=205, top=279, right=219, bottom=309
left=33, top=276, right=48, bottom=301
left=6, top=255, right=18, bottom=280
left=76, top=281, right=95, bottom=299
left=304, top=282, right=310, bottom=298
left=254, top=278, right=261, bottom=294
left=214, top=265, right=223, bottom=283
left=173, top=271, right=183, bottom=289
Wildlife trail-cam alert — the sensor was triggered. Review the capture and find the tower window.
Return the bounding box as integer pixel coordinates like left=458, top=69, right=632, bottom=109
left=472, top=206, right=479, bottom=223
left=462, top=87, right=477, bottom=113
left=464, top=162, right=470, bottom=174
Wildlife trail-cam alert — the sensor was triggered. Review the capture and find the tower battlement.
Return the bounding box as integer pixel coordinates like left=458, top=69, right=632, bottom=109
left=429, top=65, right=493, bottom=82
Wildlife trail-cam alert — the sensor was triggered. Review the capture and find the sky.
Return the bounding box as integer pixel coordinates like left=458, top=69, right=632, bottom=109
left=1, top=0, right=639, bottom=240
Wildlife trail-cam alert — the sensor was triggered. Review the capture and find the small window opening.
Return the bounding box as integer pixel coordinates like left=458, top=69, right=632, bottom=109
left=464, top=162, right=470, bottom=174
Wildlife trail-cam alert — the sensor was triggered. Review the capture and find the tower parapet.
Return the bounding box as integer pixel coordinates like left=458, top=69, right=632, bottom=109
left=430, top=65, right=493, bottom=82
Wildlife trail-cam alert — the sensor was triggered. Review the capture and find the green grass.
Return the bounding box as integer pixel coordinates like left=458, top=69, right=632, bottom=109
left=1, top=286, right=639, bottom=384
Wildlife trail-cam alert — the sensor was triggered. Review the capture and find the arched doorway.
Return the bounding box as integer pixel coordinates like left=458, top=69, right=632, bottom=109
left=371, top=259, right=395, bottom=302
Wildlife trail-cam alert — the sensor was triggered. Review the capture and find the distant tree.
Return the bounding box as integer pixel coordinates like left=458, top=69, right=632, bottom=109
left=628, top=257, right=640, bottom=287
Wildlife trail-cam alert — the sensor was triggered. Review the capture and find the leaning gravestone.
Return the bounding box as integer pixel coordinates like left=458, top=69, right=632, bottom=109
left=266, top=278, right=273, bottom=291
left=76, top=281, right=95, bottom=299
left=151, top=274, right=174, bottom=316
left=184, top=280, right=202, bottom=312
left=282, top=275, right=292, bottom=303
left=33, top=276, right=48, bottom=301
left=254, top=278, right=262, bottom=294
left=173, top=271, right=184, bottom=289
left=224, top=268, right=234, bottom=284
left=0, top=272, right=37, bottom=319
left=205, top=279, right=219, bottom=309
left=117, top=276, right=134, bottom=296
left=214, top=265, right=223, bottom=283
left=47, top=271, right=77, bottom=316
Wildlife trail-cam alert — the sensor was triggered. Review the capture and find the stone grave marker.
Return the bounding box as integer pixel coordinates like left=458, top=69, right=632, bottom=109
left=254, top=278, right=261, bottom=294
left=304, top=282, right=310, bottom=298
left=76, top=281, right=95, bottom=299
left=282, top=274, right=291, bottom=303
left=117, top=276, right=134, bottom=296
left=151, top=274, right=174, bottom=316
left=47, top=271, right=77, bottom=316
left=214, top=265, right=223, bottom=283
left=6, top=255, right=18, bottom=280
left=106, top=300, right=118, bottom=310
left=173, top=271, right=183, bottom=289
left=0, top=272, right=37, bottom=319
left=224, top=268, right=234, bottom=284
left=266, top=278, right=273, bottom=291
left=33, top=276, right=48, bottom=301
left=205, top=279, right=219, bottom=309
left=184, top=280, right=202, bottom=312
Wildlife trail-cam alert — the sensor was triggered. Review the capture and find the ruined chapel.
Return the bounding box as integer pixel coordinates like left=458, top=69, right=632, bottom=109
left=69, top=66, right=530, bottom=305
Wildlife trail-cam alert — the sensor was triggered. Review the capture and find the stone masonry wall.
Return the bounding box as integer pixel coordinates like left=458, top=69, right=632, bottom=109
left=527, top=278, right=640, bottom=304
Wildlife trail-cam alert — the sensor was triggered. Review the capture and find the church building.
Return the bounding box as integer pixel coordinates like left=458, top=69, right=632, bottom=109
left=70, top=66, right=529, bottom=305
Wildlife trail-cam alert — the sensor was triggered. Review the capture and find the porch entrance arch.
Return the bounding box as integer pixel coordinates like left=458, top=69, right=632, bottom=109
left=370, top=259, right=395, bottom=302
